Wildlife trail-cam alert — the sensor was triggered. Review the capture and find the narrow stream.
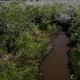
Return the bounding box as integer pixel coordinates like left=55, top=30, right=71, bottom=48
left=40, top=32, right=69, bottom=80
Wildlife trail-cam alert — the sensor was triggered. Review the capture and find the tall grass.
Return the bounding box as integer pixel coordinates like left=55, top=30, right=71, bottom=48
left=0, top=3, right=61, bottom=80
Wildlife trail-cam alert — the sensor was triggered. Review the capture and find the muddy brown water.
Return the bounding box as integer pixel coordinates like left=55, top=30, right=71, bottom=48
left=40, top=32, right=69, bottom=80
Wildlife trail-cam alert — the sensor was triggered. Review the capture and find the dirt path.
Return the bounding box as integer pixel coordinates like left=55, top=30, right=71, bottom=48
left=40, top=32, right=69, bottom=80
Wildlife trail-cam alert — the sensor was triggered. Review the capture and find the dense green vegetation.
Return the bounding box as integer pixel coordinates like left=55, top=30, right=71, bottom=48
left=1, top=2, right=80, bottom=80
left=0, top=3, right=61, bottom=80
left=68, top=7, right=80, bottom=80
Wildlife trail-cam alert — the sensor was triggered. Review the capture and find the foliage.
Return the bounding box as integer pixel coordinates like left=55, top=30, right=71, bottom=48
left=0, top=3, right=61, bottom=80
left=68, top=7, right=80, bottom=80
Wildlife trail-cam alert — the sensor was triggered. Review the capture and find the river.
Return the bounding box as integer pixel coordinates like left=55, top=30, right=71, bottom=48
left=40, top=32, right=69, bottom=80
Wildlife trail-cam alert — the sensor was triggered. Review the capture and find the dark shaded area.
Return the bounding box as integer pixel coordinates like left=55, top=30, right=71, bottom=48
left=0, top=19, right=7, bottom=35
left=53, top=18, right=72, bottom=32
left=0, top=19, right=17, bottom=54
left=30, top=0, right=39, bottom=1
left=68, top=62, right=74, bottom=74
left=36, top=0, right=38, bottom=1
left=78, top=76, right=80, bottom=80
left=5, top=38, right=16, bottom=53
left=32, top=15, right=48, bottom=30
left=68, top=40, right=78, bottom=48
left=50, top=13, right=72, bottom=32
